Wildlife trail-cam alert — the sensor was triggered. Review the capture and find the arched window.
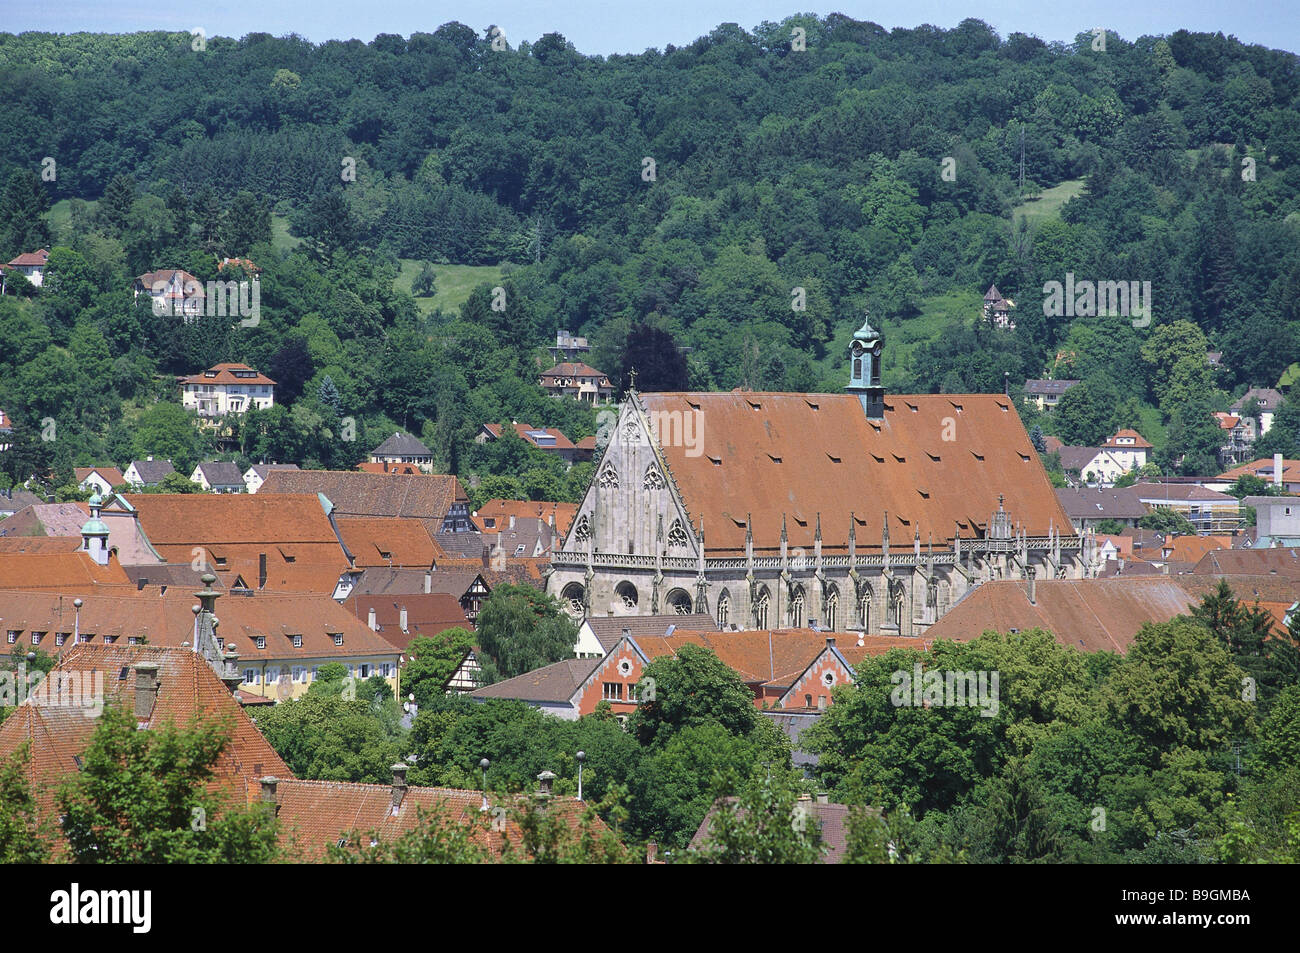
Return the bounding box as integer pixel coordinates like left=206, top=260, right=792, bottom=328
left=853, top=357, right=862, bottom=380
left=755, top=587, right=770, bottom=630
left=560, top=583, right=585, bottom=617
left=615, top=581, right=638, bottom=611
left=717, top=590, right=730, bottom=628
left=825, top=585, right=839, bottom=632
left=666, top=588, right=692, bottom=614
left=893, top=591, right=904, bottom=627
left=860, top=590, right=871, bottom=632
left=790, top=586, right=805, bottom=628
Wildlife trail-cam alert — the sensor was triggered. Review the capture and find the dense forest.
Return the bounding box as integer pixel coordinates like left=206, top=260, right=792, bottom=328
left=1, top=16, right=1299, bottom=493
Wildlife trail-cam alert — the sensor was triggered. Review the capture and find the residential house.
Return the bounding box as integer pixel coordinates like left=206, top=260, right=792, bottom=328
left=1099, top=429, right=1151, bottom=472
left=180, top=363, right=276, bottom=418
left=263, top=768, right=606, bottom=861
left=134, top=268, right=205, bottom=317
left=1055, top=486, right=1148, bottom=532
left=1212, top=456, right=1300, bottom=495
left=472, top=629, right=919, bottom=723
left=345, top=592, right=472, bottom=652
left=539, top=362, right=614, bottom=404
left=0, top=486, right=44, bottom=519
left=927, top=573, right=1297, bottom=649
left=477, top=422, right=580, bottom=466
left=190, top=461, right=245, bottom=493
left=0, top=407, right=10, bottom=450
left=259, top=470, right=480, bottom=556
left=74, top=466, right=126, bottom=496
left=1214, top=413, right=1256, bottom=468
left=352, top=567, right=491, bottom=624
left=574, top=613, right=719, bottom=658
left=5, top=248, right=49, bottom=287
left=124, top=457, right=176, bottom=488
left=0, top=644, right=291, bottom=841
left=1230, top=388, right=1284, bottom=435
left=1022, top=379, right=1080, bottom=411
left=475, top=499, right=577, bottom=538
left=549, top=328, right=591, bottom=361
left=1193, top=545, right=1300, bottom=578
left=335, top=517, right=448, bottom=568
left=357, top=461, right=423, bottom=475
left=982, top=284, right=1016, bottom=329
left=369, top=432, right=434, bottom=472
left=243, top=463, right=299, bottom=494
left=1240, top=496, right=1300, bottom=548
left=1132, top=482, right=1242, bottom=534
left=0, top=585, right=402, bottom=701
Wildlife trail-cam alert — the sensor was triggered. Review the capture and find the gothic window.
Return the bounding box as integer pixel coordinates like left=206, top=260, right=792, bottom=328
left=825, top=585, right=839, bottom=632
left=643, top=466, right=665, bottom=490
left=572, top=515, right=591, bottom=542
left=717, top=590, right=730, bottom=628
left=667, top=518, right=688, bottom=547
left=893, top=591, right=904, bottom=627
left=860, top=591, right=871, bottom=631
left=666, top=589, right=692, bottom=614
left=561, top=583, right=585, bottom=617
left=755, top=586, right=770, bottom=630
left=598, top=463, right=619, bottom=489
left=790, top=586, right=805, bottom=628
left=616, top=581, right=638, bottom=610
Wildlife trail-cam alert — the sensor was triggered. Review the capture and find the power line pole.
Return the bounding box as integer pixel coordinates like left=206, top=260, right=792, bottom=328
left=1019, top=126, right=1025, bottom=196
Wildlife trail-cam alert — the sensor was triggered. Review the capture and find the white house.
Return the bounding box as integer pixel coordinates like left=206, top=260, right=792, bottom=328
left=190, top=461, right=245, bottom=493
left=74, top=467, right=126, bottom=496
left=1099, top=429, right=1152, bottom=472
left=243, top=463, right=299, bottom=494
left=180, top=363, right=276, bottom=418
left=5, top=248, right=49, bottom=287
left=124, top=457, right=176, bottom=488
left=369, top=432, right=434, bottom=473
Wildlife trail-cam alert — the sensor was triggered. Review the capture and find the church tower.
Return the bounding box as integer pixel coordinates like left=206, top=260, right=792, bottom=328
left=846, top=312, right=884, bottom=418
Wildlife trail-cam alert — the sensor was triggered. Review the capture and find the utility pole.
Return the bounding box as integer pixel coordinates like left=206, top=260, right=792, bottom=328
left=1019, top=126, right=1026, bottom=196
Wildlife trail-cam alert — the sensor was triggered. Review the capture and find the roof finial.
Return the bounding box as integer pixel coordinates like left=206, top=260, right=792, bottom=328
left=628, top=367, right=638, bottom=393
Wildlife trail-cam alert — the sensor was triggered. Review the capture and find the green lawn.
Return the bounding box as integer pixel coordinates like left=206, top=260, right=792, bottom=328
left=1279, top=363, right=1300, bottom=390
left=49, top=198, right=95, bottom=239
left=1012, top=178, right=1086, bottom=224
left=270, top=213, right=301, bottom=254
left=395, top=259, right=503, bottom=316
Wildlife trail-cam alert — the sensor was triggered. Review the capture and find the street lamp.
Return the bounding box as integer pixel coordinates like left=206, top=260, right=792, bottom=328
left=479, top=758, right=490, bottom=811
left=576, top=750, right=586, bottom=801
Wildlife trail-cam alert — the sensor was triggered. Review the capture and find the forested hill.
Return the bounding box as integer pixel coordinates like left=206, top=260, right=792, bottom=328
left=1, top=17, right=1299, bottom=492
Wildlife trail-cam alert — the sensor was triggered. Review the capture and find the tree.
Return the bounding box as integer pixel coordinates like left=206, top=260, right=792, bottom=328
left=1053, top=376, right=1120, bottom=445
left=474, top=584, right=577, bottom=682
left=1137, top=508, right=1196, bottom=535
left=57, top=705, right=281, bottom=863
left=1190, top=580, right=1300, bottom=713
left=619, top=322, right=689, bottom=393
left=0, top=170, right=51, bottom=256
left=413, top=261, right=438, bottom=297
left=0, top=745, right=49, bottom=863
left=254, top=691, right=403, bottom=783
left=403, top=628, right=477, bottom=706
left=630, top=643, right=759, bottom=749
left=684, top=769, right=824, bottom=864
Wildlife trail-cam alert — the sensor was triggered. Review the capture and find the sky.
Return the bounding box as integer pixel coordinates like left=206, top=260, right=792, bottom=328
left=5, top=1, right=1299, bottom=56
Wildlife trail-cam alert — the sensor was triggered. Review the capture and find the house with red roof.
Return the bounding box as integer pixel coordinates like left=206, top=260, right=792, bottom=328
left=179, top=362, right=276, bottom=417
left=4, top=248, right=49, bottom=287
left=539, top=362, right=614, bottom=403
left=477, top=421, right=580, bottom=465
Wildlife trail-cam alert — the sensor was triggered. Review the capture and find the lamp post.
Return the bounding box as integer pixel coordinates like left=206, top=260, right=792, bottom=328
left=479, top=758, right=490, bottom=811
left=576, top=750, right=585, bottom=801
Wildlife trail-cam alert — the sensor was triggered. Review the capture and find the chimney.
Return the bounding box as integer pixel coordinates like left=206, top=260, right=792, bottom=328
left=133, top=662, right=161, bottom=722
left=259, top=776, right=279, bottom=814
left=509, top=514, right=515, bottom=529
left=536, top=770, right=555, bottom=798
left=825, top=636, right=836, bottom=648
left=646, top=841, right=659, bottom=864
left=258, top=552, right=267, bottom=590
left=367, top=607, right=377, bottom=631
left=1027, top=566, right=1037, bottom=605
left=399, top=605, right=408, bottom=633
left=1275, top=453, right=1283, bottom=487
left=481, top=545, right=490, bottom=569
left=424, top=569, right=432, bottom=594
left=390, top=763, right=409, bottom=813
left=221, top=646, right=242, bottom=693
left=816, top=793, right=829, bottom=804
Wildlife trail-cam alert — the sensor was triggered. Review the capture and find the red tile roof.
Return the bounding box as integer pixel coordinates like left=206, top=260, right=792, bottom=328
left=0, top=551, right=129, bottom=589
left=1101, top=429, right=1153, bottom=449
left=342, top=592, right=471, bottom=651
left=541, top=362, right=609, bottom=380
left=1216, top=459, right=1300, bottom=482
left=481, top=423, right=576, bottom=451
left=178, top=363, right=276, bottom=386
left=74, top=466, right=126, bottom=486
left=476, top=499, right=578, bottom=537
left=260, top=470, right=468, bottom=520
left=336, top=517, right=448, bottom=568
left=7, top=248, right=49, bottom=267
left=639, top=392, right=1075, bottom=555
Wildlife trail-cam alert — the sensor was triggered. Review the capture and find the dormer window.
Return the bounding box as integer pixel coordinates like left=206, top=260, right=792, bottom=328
left=291, top=634, right=302, bottom=648
left=332, top=633, right=344, bottom=646
left=255, top=636, right=266, bottom=649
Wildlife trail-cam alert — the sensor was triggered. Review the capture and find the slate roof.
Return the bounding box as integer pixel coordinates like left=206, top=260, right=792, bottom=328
left=1230, top=388, right=1284, bottom=412
left=1023, top=379, right=1080, bottom=396
left=127, top=459, right=176, bottom=484
left=371, top=432, right=432, bottom=457
left=1131, top=483, right=1238, bottom=503
left=1193, top=547, right=1300, bottom=579
left=584, top=613, right=719, bottom=653
left=194, top=461, right=245, bottom=487
left=470, top=657, right=601, bottom=704
left=1055, top=487, right=1148, bottom=521
left=260, top=470, right=465, bottom=520
left=638, top=391, right=1075, bottom=555
left=1057, top=446, right=1107, bottom=474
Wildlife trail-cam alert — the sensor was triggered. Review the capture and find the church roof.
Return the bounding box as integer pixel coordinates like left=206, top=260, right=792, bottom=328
left=637, top=391, right=1074, bottom=555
